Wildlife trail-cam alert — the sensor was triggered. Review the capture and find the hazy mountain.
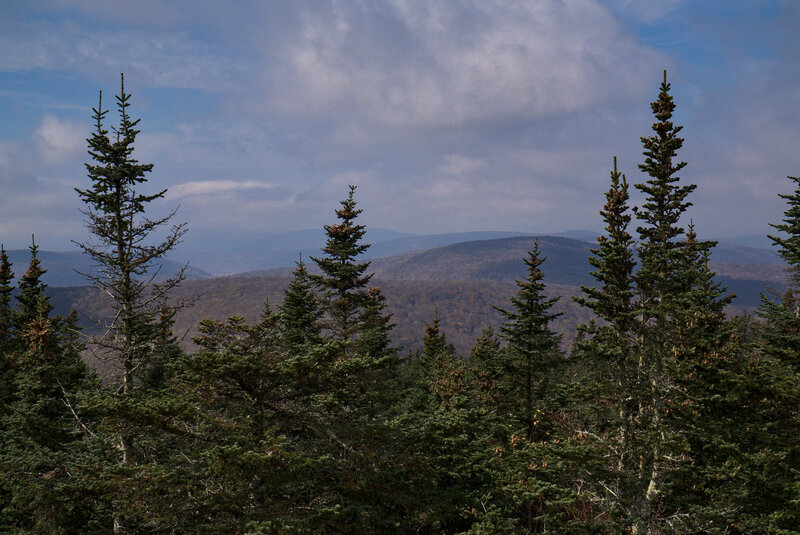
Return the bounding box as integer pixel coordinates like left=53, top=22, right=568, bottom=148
left=177, top=228, right=600, bottom=276
left=708, top=242, right=781, bottom=264
left=4, top=249, right=211, bottom=288
left=180, top=227, right=416, bottom=275
left=550, top=229, right=601, bottom=242
left=365, top=231, right=535, bottom=259
left=714, top=234, right=774, bottom=249
left=45, top=233, right=784, bottom=356
left=368, top=236, right=596, bottom=285
left=181, top=227, right=414, bottom=254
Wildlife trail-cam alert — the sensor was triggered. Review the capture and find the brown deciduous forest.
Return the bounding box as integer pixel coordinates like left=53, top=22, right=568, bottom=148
left=1, top=73, right=798, bottom=534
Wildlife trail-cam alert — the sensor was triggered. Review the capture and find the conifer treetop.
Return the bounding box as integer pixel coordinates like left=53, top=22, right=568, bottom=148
left=496, top=240, right=562, bottom=353
left=635, top=70, right=695, bottom=246
left=767, top=175, right=800, bottom=276
left=311, top=185, right=376, bottom=343
left=576, top=157, right=636, bottom=330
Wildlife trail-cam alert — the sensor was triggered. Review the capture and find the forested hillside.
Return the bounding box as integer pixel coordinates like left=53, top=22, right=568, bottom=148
left=1, top=74, right=798, bottom=535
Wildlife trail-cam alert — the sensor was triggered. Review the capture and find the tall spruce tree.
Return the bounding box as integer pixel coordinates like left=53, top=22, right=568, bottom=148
left=576, top=157, right=636, bottom=334
left=625, top=70, right=728, bottom=533
left=494, top=241, right=562, bottom=441
left=625, top=70, right=695, bottom=534
left=311, top=185, right=373, bottom=344
left=634, top=71, right=697, bottom=316
left=310, top=185, right=396, bottom=369
left=74, top=74, right=187, bottom=534
left=750, top=174, right=800, bottom=531
left=573, top=157, right=637, bottom=527
left=763, top=174, right=800, bottom=373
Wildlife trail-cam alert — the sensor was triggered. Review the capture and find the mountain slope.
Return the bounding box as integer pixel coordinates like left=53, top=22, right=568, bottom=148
left=368, top=236, right=594, bottom=285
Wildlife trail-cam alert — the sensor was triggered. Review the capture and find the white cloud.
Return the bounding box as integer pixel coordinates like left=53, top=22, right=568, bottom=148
left=437, top=154, right=487, bottom=176
left=272, top=0, right=663, bottom=128
left=33, top=115, right=85, bottom=164
left=513, top=148, right=611, bottom=180
left=0, top=20, right=245, bottom=91
left=607, top=0, right=685, bottom=23
left=170, top=180, right=282, bottom=198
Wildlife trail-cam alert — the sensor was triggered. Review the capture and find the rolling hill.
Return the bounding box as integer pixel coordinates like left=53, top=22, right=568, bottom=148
left=45, top=234, right=786, bottom=357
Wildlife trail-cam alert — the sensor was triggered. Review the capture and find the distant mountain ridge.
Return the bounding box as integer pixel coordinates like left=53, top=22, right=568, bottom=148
left=7, top=228, right=783, bottom=295
left=43, top=232, right=787, bottom=356
left=3, top=249, right=211, bottom=288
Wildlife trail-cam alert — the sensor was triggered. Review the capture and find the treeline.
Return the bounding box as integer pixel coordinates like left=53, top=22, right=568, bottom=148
left=1, top=73, right=798, bottom=534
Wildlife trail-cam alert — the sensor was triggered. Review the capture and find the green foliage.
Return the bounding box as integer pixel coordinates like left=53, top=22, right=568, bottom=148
left=73, top=73, right=188, bottom=533
left=311, top=185, right=374, bottom=344
left=768, top=175, right=800, bottom=285
left=494, top=242, right=563, bottom=439
left=74, top=73, right=187, bottom=384
left=392, top=324, right=506, bottom=533
left=0, top=247, right=105, bottom=533
left=278, top=258, right=323, bottom=352
left=747, top=172, right=800, bottom=532
left=14, top=239, right=52, bottom=330
left=575, top=157, right=635, bottom=333
left=0, top=245, right=15, bottom=354
left=634, top=71, right=696, bottom=315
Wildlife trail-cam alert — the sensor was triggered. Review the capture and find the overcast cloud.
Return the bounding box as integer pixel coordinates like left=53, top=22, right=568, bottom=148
left=0, top=0, right=798, bottom=251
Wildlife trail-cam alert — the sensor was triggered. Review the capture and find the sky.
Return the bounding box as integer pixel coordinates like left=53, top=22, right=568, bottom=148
left=1, top=0, right=798, bottom=251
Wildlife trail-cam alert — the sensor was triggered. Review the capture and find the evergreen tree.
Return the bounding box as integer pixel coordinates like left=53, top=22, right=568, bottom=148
left=574, top=73, right=740, bottom=533
left=573, top=157, right=638, bottom=528
left=279, top=257, right=322, bottom=352
left=420, top=310, right=455, bottom=364
left=762, top=174, right=800, bottom=373
left=0, top=245, right=13, bottom=353
left=747, top=173, right=800, bottom=532
left=576, top=157, right=635, bottom=334
left=633, top=70, right=697, bottom=316
left=14, top=238, right=52, bottom=329
left=0, top=245, right=15, bottom=420
left=494, top=241, right=562, bottom=440
left=0, top=246, right=104, bottom=533
left=74, top=74, right=187, bottom=533
left=469, top=326, right=503, bottom=385
left=621, top=71, right=697, bottom=533
left=0, top=245, right=17, bottom=531
left=355, top=285, right=396, bottom=360
left=768, top=175, right=800, bottom=289
left=311, top=185, right=374, bottom=345
left=390, top=322, right=503, bottom=533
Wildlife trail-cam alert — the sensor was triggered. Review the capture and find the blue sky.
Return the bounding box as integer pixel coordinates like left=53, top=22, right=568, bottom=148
left=1, top=0, right=798, bottom=251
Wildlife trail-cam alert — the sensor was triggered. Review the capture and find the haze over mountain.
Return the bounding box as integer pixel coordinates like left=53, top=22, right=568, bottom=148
left=8, top=228, right=784, bottom=294
left=3, top=248, right=211, bottom=288
left=180, top=229, right=530, bottom=276
left=168, top=227, right=784, bottom=277
left=40, top=232, right=787, bottom=355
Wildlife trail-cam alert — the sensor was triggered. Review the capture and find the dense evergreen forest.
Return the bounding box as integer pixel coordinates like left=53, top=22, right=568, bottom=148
left=1, top=72, right=798, bottom=534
